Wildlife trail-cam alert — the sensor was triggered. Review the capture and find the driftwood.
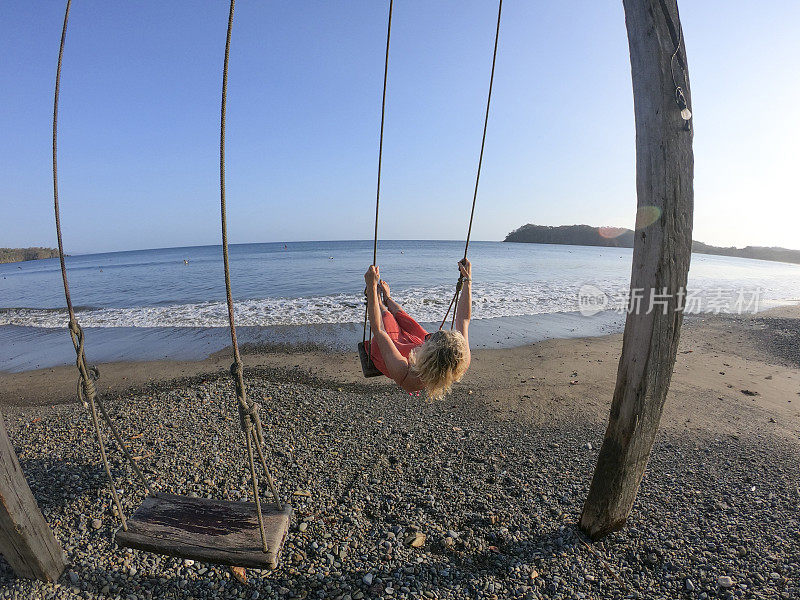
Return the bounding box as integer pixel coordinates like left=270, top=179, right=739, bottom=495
left=0, top=408, right=67, bottom=581
left=580, top=0, right=694, bottom=540
left=115, top=493, right=292, bottom=569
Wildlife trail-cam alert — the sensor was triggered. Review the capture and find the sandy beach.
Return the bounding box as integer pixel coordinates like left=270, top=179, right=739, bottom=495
left=4, top=306, right=799, bottom=441
left=1, top=306, right=798, bottom=599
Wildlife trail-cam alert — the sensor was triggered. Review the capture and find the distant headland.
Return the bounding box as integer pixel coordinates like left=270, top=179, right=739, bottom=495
left=504, top=224, right=800, bottom=265
left=1, top=247, right=61, bottom=264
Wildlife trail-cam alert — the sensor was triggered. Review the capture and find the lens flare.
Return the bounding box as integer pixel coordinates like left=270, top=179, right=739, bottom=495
left=598, top=226, right=629, bottom=239
left=635, top=205, right=662, bottom=229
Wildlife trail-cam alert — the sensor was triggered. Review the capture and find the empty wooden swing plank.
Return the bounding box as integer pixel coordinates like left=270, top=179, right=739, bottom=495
left=358, top=342, right=383, bottom=378
left=114, top=493, right=292, bottom=569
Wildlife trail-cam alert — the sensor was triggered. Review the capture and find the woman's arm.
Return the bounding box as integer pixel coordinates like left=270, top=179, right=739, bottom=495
left=365, top=267, right=384, bottom=334
left=454, top=259, right=472, bottom=366
left=365, top=266, right=410, bottom=382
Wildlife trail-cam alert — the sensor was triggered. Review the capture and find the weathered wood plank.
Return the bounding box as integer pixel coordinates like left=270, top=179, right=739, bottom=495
left=115, top=493, right=292, bottom=569
left=0, top=408, right=67, bottom=581
left=579, top=0, right=694, bottom=540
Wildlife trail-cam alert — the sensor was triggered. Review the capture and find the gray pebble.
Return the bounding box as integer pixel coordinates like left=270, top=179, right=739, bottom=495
left=3, top=373, right=798, bottom=600
left=718, top=576, right=734, bottom=588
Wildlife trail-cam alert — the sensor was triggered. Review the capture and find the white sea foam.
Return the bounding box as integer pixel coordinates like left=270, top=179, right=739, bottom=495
left=0, top=283, right=599, bottom=328
left=1, top=279, right=787, bottom=329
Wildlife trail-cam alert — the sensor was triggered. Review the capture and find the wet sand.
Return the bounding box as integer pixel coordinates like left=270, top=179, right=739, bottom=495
left=0, top=311, right=626, bottom=372
left=3, top=306, right=798, bottom=444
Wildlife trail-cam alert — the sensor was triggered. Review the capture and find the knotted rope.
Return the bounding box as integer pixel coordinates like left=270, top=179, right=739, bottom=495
left=53, top=0, right=152, bottom=532
left=220, top=0, right=282, bottom=554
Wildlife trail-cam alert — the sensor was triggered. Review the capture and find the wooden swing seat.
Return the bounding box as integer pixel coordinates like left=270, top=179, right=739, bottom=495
left=358, top=341, right=383, bottom=378
left=114, top=493, right=292, bottom=569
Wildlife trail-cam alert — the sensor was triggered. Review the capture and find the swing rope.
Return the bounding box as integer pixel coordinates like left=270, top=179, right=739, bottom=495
left=52, top=0, right=152, bottom=533
left=52, top=0, right=281, bottom=551
left=363, top=0, right=394, bottom=358
left=363, top=0, right=501, bottom=345
left=219, top=0, right=282, bottom=554
left=373, top=0, right=393, bottom=269
left=439, top=0, right=503, bottom=330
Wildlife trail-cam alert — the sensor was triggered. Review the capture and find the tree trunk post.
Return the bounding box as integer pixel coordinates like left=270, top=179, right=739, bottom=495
left=580, top=0, right=694, bottom=540
left=0, top=408, right=67, bottom=581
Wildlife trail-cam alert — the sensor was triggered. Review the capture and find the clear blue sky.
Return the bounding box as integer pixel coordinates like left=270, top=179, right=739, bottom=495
left=2, top=1, right=798, bottom=254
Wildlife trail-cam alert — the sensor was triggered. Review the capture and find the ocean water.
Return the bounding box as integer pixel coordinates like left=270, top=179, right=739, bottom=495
left=1, top=240, right=799, bottom=371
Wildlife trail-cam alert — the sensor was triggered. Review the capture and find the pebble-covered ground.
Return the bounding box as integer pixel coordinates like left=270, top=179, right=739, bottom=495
left=1, top=369, right=798, bottom=600
left=744, top=316, right=800, bottom=369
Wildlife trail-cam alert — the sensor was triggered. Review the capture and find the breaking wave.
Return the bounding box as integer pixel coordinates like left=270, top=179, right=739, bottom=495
left=0, top=282, right=599, bottom=328
left=1, top=279, right=792, bottom=330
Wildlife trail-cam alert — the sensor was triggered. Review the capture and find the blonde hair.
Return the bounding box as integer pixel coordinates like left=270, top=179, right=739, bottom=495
left=409, top=330, right=469, bottom=400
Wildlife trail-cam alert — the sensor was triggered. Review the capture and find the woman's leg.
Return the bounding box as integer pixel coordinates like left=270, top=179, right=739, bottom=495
left=379, top=280, right=404, bottom=315
left=384, top=296, right=405, bottom=316
left=365, top=310, right=400, bottom=376
left=378, top=281, right=427, bottom=338
left=393, top=310, right=428, bottom=339
left=380, top=310, right=401, bottom=341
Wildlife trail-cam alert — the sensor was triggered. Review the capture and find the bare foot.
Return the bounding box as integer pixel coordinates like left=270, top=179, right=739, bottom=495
left=230, top=566, right=247, bottom=584
left=379, top=280, right=391, bottom=302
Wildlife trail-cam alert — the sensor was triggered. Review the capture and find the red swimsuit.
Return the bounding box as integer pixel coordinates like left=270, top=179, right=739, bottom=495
left=364, top=310, right=429, bottom=378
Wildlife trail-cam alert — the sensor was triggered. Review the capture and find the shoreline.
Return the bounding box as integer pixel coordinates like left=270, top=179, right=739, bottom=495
left=2, top=306, right=798, bottom=444
left=0, top=310, right=628, bottom=373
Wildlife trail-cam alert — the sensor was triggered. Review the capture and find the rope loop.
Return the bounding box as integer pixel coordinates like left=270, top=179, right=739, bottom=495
left=237, top=401, right=249, bottom=432
left=237, top=396, right=260, bottom=430
left=68, top=318, right=80, bottom=335
left=68, top=318, right=83, bottom=352
left=230, top=361, right=255, bottom=431
left=68, top=318, right=101, bottom=404
left=230, top=361, right=263, bottom=444
left=76, top=366, right=100, bottom=407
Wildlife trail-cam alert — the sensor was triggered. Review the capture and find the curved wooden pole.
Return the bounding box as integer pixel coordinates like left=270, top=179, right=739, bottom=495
left=580, top=0, right=694, bottom=540
left=0, top=408, right=67, bottom=581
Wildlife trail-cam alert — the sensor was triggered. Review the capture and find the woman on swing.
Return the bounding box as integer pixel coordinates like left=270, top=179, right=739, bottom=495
left=364, top=258, right=472, bottom=399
